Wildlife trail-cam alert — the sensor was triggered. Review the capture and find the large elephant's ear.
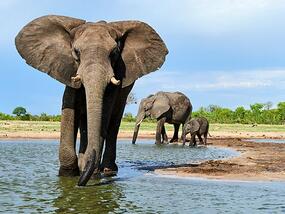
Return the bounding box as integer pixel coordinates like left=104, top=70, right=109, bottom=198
left=151, top=95, right=170, bottom=119
left=108, top=21, right=168, bottom=88
left=15, top=15, right=86, bottom=88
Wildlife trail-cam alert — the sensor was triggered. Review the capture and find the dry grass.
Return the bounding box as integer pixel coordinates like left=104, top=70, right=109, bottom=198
left=0, top=120, right=283, bottom=134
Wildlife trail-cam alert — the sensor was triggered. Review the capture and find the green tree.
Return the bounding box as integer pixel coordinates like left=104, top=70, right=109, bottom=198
left=39, top=113, right=50, bottom=121
left=12, top=106, right=27, bottom=117
left=234, top=106, right=246, bottom=123
left=263, top=101, right=273, bottom=110
left=250, top=103, right=265, bottom=123
left=123, top=112, right=136, bottom=122
left=207, top=104, right=221, bottom=112
left=277, top=102, right=285, bottom=124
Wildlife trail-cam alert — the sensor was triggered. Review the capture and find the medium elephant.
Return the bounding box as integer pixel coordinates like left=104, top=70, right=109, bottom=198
left=132, top=91, right=192, bottom=144
left=182, top=117, right=209, bottom=146
left=15, top=15, right=168, bottom=186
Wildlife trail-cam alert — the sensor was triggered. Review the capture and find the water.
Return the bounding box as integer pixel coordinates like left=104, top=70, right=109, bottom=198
left=244, top=138, right=285, bottom=144
left=0, top=140, right=284, bottom=213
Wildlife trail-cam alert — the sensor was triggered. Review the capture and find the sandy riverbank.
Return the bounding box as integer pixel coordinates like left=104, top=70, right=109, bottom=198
left=1, top=130, right=285, bottom=140
left=155, top=138, right=285, bottom=181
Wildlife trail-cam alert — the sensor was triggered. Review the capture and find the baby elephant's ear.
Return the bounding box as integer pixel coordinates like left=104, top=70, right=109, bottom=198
left=189, top=120, right=200, bottom=133
left=15, top=15, right=86, bottom=88
left=108, top=21, right=168, bottom=88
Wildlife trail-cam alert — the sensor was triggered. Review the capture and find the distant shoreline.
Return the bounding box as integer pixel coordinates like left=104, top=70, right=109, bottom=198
left=0, top=130, right=285, bottom=140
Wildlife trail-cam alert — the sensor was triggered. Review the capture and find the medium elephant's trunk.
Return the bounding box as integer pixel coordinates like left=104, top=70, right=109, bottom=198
left=132, top=124, right=140, bottom=144
left=132, top=112, right=145, bottom=144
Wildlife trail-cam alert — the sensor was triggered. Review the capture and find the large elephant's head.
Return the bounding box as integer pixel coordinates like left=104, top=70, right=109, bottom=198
left=15, top=15, right=168, bottom=185
left=132, top=93, right=170, bottom=144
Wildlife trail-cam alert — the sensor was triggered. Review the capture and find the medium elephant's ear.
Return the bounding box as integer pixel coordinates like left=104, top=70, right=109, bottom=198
left=15, top=15, right=86, bottom=88
left=108, top=21, right=168, bottom=88
left=151, top=95, right=170, bottom=119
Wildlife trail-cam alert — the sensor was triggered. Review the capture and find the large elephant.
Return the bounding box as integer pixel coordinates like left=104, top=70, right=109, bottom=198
left=15, top=15, right=168, bottom=186
left=132, top=92, right=192, bottom=144
left=182, top=117, right=209, bottom=146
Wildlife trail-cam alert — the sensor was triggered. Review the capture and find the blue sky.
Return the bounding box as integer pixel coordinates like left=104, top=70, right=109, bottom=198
left=1, top=0, right=285, bottom=115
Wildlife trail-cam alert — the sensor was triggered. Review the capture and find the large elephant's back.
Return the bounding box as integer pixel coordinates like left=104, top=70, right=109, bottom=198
left=166, top=92, right=192, bottom=124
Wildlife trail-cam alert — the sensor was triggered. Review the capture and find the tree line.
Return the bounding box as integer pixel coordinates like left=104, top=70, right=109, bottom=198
left=1, top=101, right=285, bottom=124
left=0, top=106, right=61, bottom=121
left=192, top=102, right=285, bottom=125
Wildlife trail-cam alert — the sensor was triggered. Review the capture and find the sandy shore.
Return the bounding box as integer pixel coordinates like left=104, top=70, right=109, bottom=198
left=1, top=130, right=284, bottom=182
left=156, top=138, right=285, bottom=182
left=1, top=130, right=285, bottom=140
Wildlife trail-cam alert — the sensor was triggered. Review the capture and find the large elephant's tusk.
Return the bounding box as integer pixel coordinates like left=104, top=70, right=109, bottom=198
left=71, top=75, right=81, bottom=83
left=110, top=77, right=121, bottom=86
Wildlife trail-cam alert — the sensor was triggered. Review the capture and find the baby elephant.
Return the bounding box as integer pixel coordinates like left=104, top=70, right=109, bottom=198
left=182, top=117, right=209, bottom=146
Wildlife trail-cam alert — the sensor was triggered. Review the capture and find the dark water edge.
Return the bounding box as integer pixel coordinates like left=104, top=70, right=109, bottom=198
left=243, top=138, right=285, bottom=144
left=0, top=140, right=284, bottom=213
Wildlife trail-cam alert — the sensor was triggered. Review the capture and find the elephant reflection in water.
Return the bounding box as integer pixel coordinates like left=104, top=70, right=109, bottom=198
left=15, top=15, right=168, bottom=186
left=53, top=177, right=126, bottom=213
left=132, top=92, right=192, bottom=144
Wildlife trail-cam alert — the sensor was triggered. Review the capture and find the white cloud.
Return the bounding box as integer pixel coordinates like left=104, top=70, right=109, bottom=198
left=136, top=69, right=285, bottom=91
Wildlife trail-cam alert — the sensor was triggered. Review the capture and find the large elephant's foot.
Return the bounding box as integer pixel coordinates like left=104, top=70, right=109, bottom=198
left=101, top=163, right=118, bottom=177
left=59, top=147, right=79, bottom=176
left=59, top=163, right=79, bottom=177
left=155, top=140, right=163, bottom=145
left=169, top=138, right=178, bottom=143
left=103, top=168, right=118, bottom=177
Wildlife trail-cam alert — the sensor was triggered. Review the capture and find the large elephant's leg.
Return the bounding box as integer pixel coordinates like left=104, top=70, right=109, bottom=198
left=155, top=117, right=166, bottom=144
left=181, top=123, right=185, bottom=142
left=101, top=84, right=134, bottom=176
left=59, top=86, right=80, bottom=176
left=170, top=124, right=180, bottom=142
left=78, top=111, right=88, bottom=172
left=101, top=114, right=121, bottom=176
left=161, top=125, right=168, bottom=143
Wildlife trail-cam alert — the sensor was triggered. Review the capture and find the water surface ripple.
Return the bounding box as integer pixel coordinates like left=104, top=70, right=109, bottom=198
left=0, top=140, right=284, bottom=213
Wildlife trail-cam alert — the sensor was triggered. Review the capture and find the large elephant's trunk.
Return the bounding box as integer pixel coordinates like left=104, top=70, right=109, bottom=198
left=77, top=59, right=113, bottom=186
left=78, top=80, right=105, bottom=186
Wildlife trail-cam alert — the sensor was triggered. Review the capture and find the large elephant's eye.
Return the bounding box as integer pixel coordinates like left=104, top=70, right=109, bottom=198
left=109, top=46, right=120, bottom=68
left=72, top=48, right=80, bottom=62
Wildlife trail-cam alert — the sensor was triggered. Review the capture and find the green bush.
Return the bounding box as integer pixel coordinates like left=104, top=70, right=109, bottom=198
left=122, top=112, right=136, bottom=122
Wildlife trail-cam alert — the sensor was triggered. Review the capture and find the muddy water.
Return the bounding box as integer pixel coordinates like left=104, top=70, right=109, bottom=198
left=0, top=140, right=284, bottom=213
